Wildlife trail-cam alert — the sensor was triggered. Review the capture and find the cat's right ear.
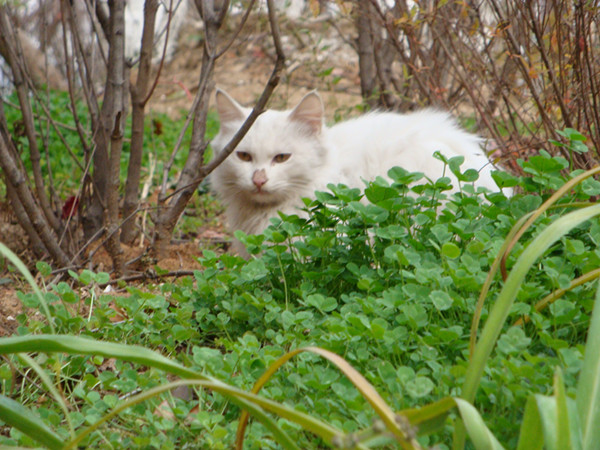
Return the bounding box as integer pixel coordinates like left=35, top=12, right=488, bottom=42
left=289, top=91, right=324, bottom=135
left=215, top=89, right=246, bottom=125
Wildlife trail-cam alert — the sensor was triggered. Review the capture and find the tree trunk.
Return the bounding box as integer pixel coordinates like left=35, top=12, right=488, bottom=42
left=101, top=0, right=127, bottom=275
left=121, top=0, right=159, bottom=244
left=354, top=1, right=378, bottom=108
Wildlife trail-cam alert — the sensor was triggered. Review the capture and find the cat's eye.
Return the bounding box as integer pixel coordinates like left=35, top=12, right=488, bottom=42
left=273, top=153, right=291, bottom=163
left=236, top=151, right=252, bottom=162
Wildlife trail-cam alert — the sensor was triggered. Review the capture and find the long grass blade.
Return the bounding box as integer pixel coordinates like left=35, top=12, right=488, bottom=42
left=454, top=398, right=505, bottom=450
left=469, top=212, right=531, bottom=357
left=463, top=204, right=600, bottom=403
left=0, top=242, right=55, bottom=333
left=567, top=397, right=583, bottom=450
left=0, top=334, right=209, bottom=381
left=234, top=347, right=367, bottom=449
left=516, top=395, right=544, bottom=450
left=553, top=368, right=572, bottom=449
left=401, top=397, right=455, bottom=435
left=305, top=347, right=409, bottom=442
left=498, top=167, right=600, bottom=276
left=0, top=394, right=63, bottom=450
left=534, top=395, right=559, bottom=450
left=522, top=373, right=582, bottom=450
left=514, top=268, right=600, bottom=326
left=577, top=280, right=600, bottom=450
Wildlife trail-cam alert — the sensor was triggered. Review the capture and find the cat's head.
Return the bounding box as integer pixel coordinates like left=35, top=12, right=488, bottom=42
left=210, top=89, right=328, bottom=207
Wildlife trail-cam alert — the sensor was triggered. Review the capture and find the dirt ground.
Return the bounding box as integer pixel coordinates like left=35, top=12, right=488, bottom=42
left=148, top=14, right=362, bottom=117
left=0, top=12, right=363, bottom=335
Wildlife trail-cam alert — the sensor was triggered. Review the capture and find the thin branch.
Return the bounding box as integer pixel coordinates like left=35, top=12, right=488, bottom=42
left=141, top=0, right=174, bottom=105
left=526, top=0, right=573, bottom=128
left=0, top=9, right=61, bottom=233
left=98, top=270, right=196, bottom=288
left=69, top=0, right=102, bottom=131
left=487, top=0, right=558, bottom=141
left=159, top=49, right=216, bottom=196
left=90, top=0, right=110, bottom=43
left=83, top=0, right=109, bottom=67
left=152, top=0, right=286, bottom=258
left=170, top=0, right=287, bottom=194
left=4, top=177, right=47, bottom=259
left=60, top=0, right=92, bottom=155
left=216, top=0, right=254, bottom=58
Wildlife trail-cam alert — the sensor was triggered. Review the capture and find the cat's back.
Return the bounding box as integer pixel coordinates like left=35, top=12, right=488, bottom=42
left=325, top=109, right=496, bottom=189
left=327, top=109, right=480, bottom=156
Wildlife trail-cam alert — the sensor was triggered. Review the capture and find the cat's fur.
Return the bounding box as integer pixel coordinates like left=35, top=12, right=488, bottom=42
left=210, top=89, right=504, bottom=254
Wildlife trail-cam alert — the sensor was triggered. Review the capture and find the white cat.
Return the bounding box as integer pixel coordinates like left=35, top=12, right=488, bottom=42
left=210, top=89, right=505, bottom=254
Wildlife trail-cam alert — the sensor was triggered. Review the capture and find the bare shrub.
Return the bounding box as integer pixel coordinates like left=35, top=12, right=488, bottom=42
left=347, top=0, right=600, bottom=171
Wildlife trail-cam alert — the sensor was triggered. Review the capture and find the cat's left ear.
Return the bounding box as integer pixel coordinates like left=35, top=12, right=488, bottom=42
left=289, top=91, right=324, bottom=135
left=215, top=89, right=247, bottom=125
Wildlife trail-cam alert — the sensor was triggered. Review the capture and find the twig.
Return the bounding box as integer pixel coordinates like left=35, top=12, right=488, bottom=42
left=216, top=0, right=256, bottom=58
left=60, top=0, right=92, bottom=156
left=139, top=153, right=157, bottom=247
left=0, top=10, right=61, bottom=233
left=152, top=0, right=286, bottom=257
left=160, top=0, right=286, bottom=200
left=98, top=270, right=196, bottom=288
left=199, top=0, right=286, bottom=179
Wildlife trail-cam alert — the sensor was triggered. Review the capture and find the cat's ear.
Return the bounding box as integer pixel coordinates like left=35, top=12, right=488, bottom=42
left=289, top=91, right=324, bottom=135
left=215, top=89, right=246, bottom=125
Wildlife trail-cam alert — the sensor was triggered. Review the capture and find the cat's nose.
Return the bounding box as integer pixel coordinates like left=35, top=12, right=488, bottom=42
left=252, top=169, right=268, bottom=189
